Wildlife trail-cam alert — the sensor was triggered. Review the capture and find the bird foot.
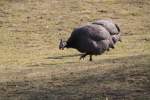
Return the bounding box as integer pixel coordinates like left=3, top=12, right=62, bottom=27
left=80, top=54, right=87, bottom=60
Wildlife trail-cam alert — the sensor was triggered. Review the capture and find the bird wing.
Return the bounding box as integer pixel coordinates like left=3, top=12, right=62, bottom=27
left=92, top=20, right=120, bottom=35
left=86, top=24, right=111, bottom=41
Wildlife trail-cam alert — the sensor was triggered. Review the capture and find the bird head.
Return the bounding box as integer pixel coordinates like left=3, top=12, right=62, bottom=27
left=112, top=34, right=122, bottom=44
left=59, top=39, right=67, bottom=50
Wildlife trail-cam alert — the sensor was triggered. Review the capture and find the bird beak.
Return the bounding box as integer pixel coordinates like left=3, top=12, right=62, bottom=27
left=59, top=39, right=63, bottom=50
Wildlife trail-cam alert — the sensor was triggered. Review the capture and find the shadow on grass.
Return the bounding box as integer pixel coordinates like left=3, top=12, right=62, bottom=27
left=1, top=55, right=150, bottom=100
left=46, top=54, right=81, bottom=59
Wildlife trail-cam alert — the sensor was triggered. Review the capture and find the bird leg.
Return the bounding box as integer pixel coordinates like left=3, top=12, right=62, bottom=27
left=89, top=55, right=92, bottom=61
left=80, top=53, right=88, bottom=60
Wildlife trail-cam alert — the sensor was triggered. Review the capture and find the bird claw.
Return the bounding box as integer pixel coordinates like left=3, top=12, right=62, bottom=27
left=80, top=56, right=85, bottom=60
left=80, top=54, right=87, bottom=60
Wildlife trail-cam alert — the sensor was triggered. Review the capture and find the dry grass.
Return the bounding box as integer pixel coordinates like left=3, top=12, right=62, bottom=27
left=0, top=0, right=150, bottom=100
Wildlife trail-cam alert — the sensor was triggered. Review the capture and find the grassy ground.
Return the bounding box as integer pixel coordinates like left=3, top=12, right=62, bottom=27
left=0, top=0, right=150, bottom=100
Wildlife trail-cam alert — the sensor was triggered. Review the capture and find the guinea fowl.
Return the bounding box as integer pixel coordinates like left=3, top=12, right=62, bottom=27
left=92, top=19, right=120, bottom=35
left=59, top=24, right=115, bottom=61
left=92, top=19, right=122, bottom=46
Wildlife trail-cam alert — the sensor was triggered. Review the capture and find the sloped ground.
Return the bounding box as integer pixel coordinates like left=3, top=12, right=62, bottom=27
left=0, top=0, right=150, bottom=100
